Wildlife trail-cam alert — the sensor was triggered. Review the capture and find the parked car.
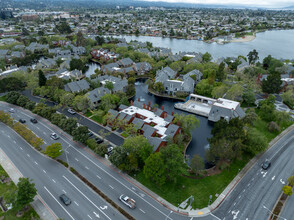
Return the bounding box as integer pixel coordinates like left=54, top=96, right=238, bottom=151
left=50, top=133, right=59, bottom=140
left=119, top=194, right=136, bottom=209
left=95, top=137, right=103, bottom=144
left=9, top=108, right=15, bottom=113
left=107, top=146, right=113, bottom=155
left=59, top=194, right=71, bottom=206
left=19, top=119, right=26, bottom=123
left=30, top=118, right=38, bottom=124
left=262, top=160, right=271, bottom=170
left=88, top=132, right=93, bottom=137
left=68, top=109, right=76, bottom=115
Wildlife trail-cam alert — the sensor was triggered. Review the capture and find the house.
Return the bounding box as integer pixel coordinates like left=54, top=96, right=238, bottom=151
left=117, top=58, right=134, bottom=67
left=167, top=54, right=183, bottom=62
left=102, top=62, right=120, bottom=74
left=155, top=66, right=177, bottom=83
left=36, top=58, right=57, bottom=69
left=0, top=49, right=9, bottom=59
left=116, top=100, right=181, bottom=152
left=95, top=75, right=128, bottom=92
left=87, top=87, right=110, bottom=107
left=70, top=70, right=84, bottom=80
left=133, top=62, right=152, bottom=75
left=184, top=69, right=203, bottom=82
left=64, top=79, right=90, bottom=93
left=208, top=98, right=246, bottom=122
left=26, top=42, right=49, bottom=53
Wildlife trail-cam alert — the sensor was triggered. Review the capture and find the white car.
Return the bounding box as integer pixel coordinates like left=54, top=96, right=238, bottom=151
left=67, top=109, right=76, bottom=115
left=9, top=108, right=15, bottom=113
left=50, top=133, right=59, bottom=140
left=119, top=194, right=136, bottom=209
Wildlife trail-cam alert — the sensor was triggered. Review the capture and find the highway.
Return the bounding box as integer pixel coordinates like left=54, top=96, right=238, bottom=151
left=0, top=122, right=126, bottom=220
left=1, top=98, right=294, bottom=220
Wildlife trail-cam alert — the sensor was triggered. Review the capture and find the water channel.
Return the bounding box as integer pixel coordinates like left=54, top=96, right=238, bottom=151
left=118, top=29, right=294, bottom=60
left=133, top=78, right=213, bottom=162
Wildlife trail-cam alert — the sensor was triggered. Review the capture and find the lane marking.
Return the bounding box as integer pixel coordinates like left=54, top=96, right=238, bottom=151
left=75, top=158, right=79, bottom=162
left=43, top=170, right=46, bottom=173
left=62, top=190, right=66, bottom=194
left=34, top=161, right=38, bottom=165
left=87, top=215, right=92, bottom=219
left=43, top=132, right=46, bottom=135
left=20, top=147, right=23, bottom=150
left=7, top=135, right=10, bottom=138
left=74, top=201, right=79, bottom=206
left=139, top=208, right=145, bottom=213
left=280, top=179, right=285, bottom=184
left=96, top=175, right=101, bottom=179
left=27, top=154, right=30, bottom=157
left=233, top=202, right=236, bottom=206
left=85, top=166, right=89, bottom=170
left=272, top=176, right=275, bottom=180
left=44, top=141, right=47, bottom=145
left=93, top=212, right=100, bottom=218
left=109, top=185, right=114, bottom=189
left=13, top=140, right=16, bottom=143
left=52, top=179, right=56, bottom=183
left=62, top=175, right=111, bottom=220
left=44, top=186, right=75, bottom=220
left=247, top=183, right=250, bottom=187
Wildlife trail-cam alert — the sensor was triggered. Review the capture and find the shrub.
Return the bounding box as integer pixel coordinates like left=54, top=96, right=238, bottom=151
left=282, top=185, right=293, bottom=196
left=268, top=121, right=280, bottom=133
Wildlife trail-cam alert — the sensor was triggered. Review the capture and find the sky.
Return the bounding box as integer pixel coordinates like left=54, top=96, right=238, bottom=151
left=142, top=0, right=293, bottom=8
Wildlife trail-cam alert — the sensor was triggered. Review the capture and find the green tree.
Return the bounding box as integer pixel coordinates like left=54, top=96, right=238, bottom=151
left=247, top=49, right=259, bottom=65
left=104, top=81, right=114, bottom=93
left=73, top=95, right=92, bottom=113
left=59, top=117, right=77, bottom=135
left=225, top=84, right=244, bottom=101
left=195, top=79, right=213, bottom=97
left=109, top=147, right=128, bottom=168
left=282, top=185, right=293, bottom=196
left=15, top=178, right=37, bottom=209
left=216, top=62, right=226, bottom=82
left=6, top=91, right=21, bottom=104
left=173, top=114, right=199, bottom=136
left=190, top=154, right=204, bottom=175
left=144, top=152, right=166, bottom=186
left=262, top=72, right=282, bottom=94
left=76, top=31, right=85, bottom=46
left=160, top=144, right=186, bottom=182
left=56, top=22, right=72, bottom=34
left=263, top=55, right=272, bottom=69
left=94, top=143, right=108, bottom=157
left=154, top=82, right=165, bottom=93
left=244, top=128, right=267, bottom=155
left=38, top=70, right=47, bottom=87
left=242, top=89, right=256, bottom=106
left=212, top=84, right=227, bottom=98
left=281, top=89, right=294, bottom=108
left=202, top=52, right=212, bottom=63
left=73, top=126, right=89, bottom=144
left=45, top=143, right=63, bottom=159
left=60, top=93, right=75, bottom=106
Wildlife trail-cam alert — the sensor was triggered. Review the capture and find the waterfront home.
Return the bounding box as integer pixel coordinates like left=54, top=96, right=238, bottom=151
left=155, top=66, right=177, bottom=83
left=87, top=87, right=110, bottom=107
left=64, top=79, right=90, bottom=93
left=133, top=62, right=153, bottom=75
left=116, top=58, right=134, bottom=68
left=94, top=75, right=128, bottom=92
left=91, top=48, right=119, bottom=61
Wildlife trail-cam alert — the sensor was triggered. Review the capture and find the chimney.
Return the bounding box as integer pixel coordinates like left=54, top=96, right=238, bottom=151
left=148, top=101, right=151, bottom=106
left=154, top=107, right=157, bottom=112
left=161, top=105, right=164, bottom=110
left=177, top=121, right=181, bottom=126
left=130, top=100, right=133, bottom=106
left=171, top=111, right=174, bottom=116
left=143, top=103, right=146, bottom=109
left=163, top=112, right=167, bottom=118
left=138, top=98, right=140, bottom=102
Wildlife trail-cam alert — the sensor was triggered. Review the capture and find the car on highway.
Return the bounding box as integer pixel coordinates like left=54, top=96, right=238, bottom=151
left=9, top=108, right=15, bottom=113
left=50, top=133, right=59, bottom=140
left=30, top=118, right=38, bottom=124
left=19, top=119, right=26, bottom=123
left=67, top=109, right=76, bottom=115
left=95, top=137, right=103, bottom=144
left=59, top=194, right=71, bottom=206
left=119, top=194, right=136, bottom=209
left=262, top=160, right=271, bottom=170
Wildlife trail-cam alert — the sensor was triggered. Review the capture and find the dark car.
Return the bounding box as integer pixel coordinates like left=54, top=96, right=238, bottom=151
left=19, top=119, right=26, bottom=123
left=30, top=118, right=38, bottom=124
left=59, top=194, right=71, bottom=206
left=262, top=160, right=271, bottom=170
left=95, top=137, right=103, bottom=144
left=50, top=133, right=59, bottom=140
left=88, top=132, right=93, bottom=137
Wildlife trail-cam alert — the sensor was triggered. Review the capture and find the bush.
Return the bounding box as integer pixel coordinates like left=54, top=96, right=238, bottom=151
left=268, top=121, right=280, bottom=133
left=282, top=185, right=293, bottom=196
left=288, top=176, right=294, bottom=187
left=57, top=159, right=69, bottom=168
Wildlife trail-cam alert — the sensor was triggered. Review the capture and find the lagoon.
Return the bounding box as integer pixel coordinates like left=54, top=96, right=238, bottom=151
left=119, top=30, right=294, bottom=60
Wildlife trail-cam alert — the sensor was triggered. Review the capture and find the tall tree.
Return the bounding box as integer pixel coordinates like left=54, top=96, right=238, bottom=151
left=247, top=49, right=259, bottom=65
left=76, top=31, right=85, bottom=46
left=190, top=154, right=204, bottom=175
left=104, top=81, right=114, bottom=93
left=202, top=52, right=212, bottom=63
left=262, top=71, right=282, bottom=94
left=216, top=62, right=226, bottom=82
left=15, top=178, right=37, bottom=209
left=144, top=152, right=166, bottom=186
left=38, top=70, right=47, bottom=87
left=73, top=126, right=89, bottom=144
left=45, top=143, right=63, bottom=158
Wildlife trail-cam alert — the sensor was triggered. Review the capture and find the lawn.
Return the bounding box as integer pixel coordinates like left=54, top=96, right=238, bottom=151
left=121, top=131, right=129, bottom=138
left=133, top=155, right=251, bottom=209
left=85, top=111, right=93, bottom=117
left=0, top=165, right=39, bottom=219
left=0, top=95, right=6, bottom=102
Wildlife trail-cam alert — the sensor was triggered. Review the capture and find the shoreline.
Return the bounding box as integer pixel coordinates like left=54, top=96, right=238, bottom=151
left=228, top=34, right=256, bottom=43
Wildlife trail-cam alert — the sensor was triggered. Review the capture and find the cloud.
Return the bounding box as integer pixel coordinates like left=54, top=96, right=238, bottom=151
left=142, top=0, right=292, bottom=7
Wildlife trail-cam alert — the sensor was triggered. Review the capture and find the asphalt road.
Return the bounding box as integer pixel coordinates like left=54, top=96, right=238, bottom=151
left=281, top=184, right=294, bottom=220
left=0, top=123, right=126, bottom=220
left=3, top=94, right=294, bottom=220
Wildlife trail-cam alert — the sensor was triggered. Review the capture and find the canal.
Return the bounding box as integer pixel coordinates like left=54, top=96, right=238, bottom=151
left=133, top=78, right=213, bottom=162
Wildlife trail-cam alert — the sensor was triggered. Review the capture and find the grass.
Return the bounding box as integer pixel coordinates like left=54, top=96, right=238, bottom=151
left=84, top=111, right=93, bottom=117
left=91, top=115, right=103, bottom=124
left=134, top=155, right=251, bottom=209
left=0, top=95, right=6, bottom=102
left=0, top=165, right=39, bottom=219
left=121, top=132, right=129, bottom=138
left=254, top=118, right=278, bottom=142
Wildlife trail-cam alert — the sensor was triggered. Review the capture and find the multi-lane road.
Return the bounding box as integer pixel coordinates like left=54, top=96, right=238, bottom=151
left=1, top=98, right=294, bottom=220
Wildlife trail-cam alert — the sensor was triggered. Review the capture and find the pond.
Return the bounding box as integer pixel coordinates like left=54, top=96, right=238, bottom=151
left=85, top=63, right=100, bottom=78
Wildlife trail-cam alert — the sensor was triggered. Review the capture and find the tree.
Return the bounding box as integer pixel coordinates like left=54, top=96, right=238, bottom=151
left=225, top=84, right=244, bottom=101
left=38, top=70, right=47, bottom=87
left=128, top=77, right=135, bottom=85
left=154, top=82, right=165, bottom=93
left=247, top=49, right=259, bottom=65
left=94, top=143, right=108, bottom=157
left=282, top=185, right=292, bottom=196
left=190, top=154, right=204, bottom=175
left=6, top=91, right=21, bottom=104
left=56, top=22, right=72, bottom=34
left=244, top=128, right=267, bottom=155
left=202, top=52, right=212, bottom=63
left=263, top=55, right=272, bottom=69
left=126, top=84, right=136, bottom=97
left=212, top=84, right=227, bottom=98
left=60, top=93, right=75, bottom=106
left=216, top=62, right=226, bottom=82
left=96, top=36, right=105, bottom=45
left=104, top=81, right=114, bottom=93
left=76, top=31, right=85, bottom=46
left=262, top=72, right=282, bottom=94
left=73, top=95, right=92, bottom=113
left=242, top=89, right=256, bottom=106
left=15, top=178, right=37, bottom=209
left=70, top=59, right=86, bottom=72
left=160, top=144, right=186, bottom=182
left=268, top=121, right=280, bottom=132
left=144, top=152, right=166, bottom=186
left=173, top=114, right=199, bottom=136
left=281, top=89, right=294, bottom=108
left=109, top=147, right=128, bottom=168
left=195, top=79, right=213, bottom=97
left=73, top=126, right=89, bottom=144
left=0, top=77, right=26, bottom=92
left=45, top=143, right=63, bottom=158
left=59, top=117, right=77, bottom=135
left=288, top=176, right=294, bottom=187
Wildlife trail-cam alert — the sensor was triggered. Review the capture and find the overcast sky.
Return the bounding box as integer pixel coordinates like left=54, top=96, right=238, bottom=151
left=142, top=0, right=293, bottom=8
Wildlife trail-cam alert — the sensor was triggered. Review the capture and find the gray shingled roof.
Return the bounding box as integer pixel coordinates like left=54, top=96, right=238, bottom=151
left=147, top=137, right=163, bottom=151
left=165, top=124, right=179, bottom=137
left=117, top=58, right=134, bottom=67
left=119, top=104, right=128, bottom=110
left=108, top=109, right=119, bottom=118
left=132, top=118, right=145, bottom=129
left=118, top=112, right=127, bottom=120
left=64, top=79, right=90, bottom=93
left=87, top=87, right=110, bottom=104
left=142, top=124, right=156, bottom=138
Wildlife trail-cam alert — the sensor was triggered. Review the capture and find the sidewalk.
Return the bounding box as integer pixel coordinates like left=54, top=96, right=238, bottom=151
left=0, top=148, right=57, bottom=220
